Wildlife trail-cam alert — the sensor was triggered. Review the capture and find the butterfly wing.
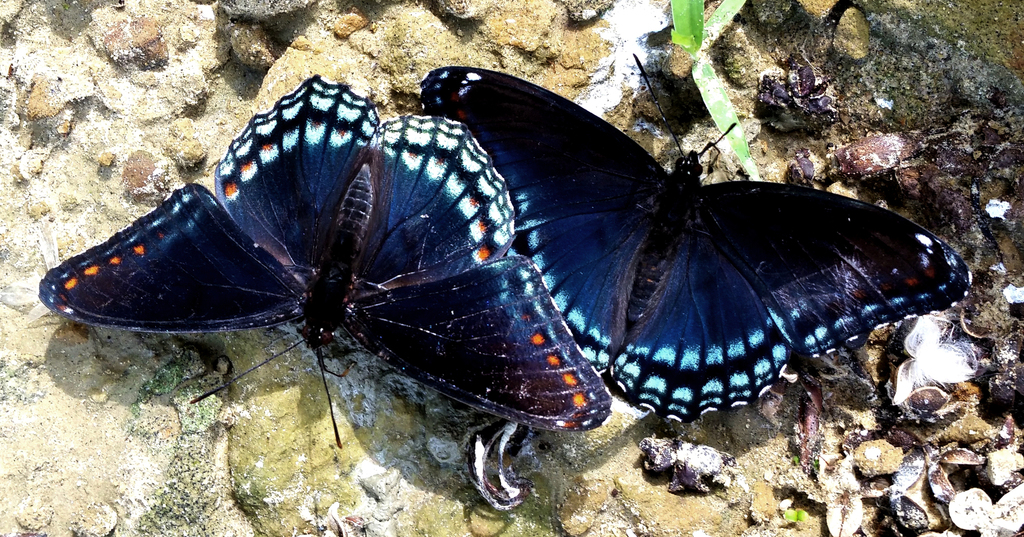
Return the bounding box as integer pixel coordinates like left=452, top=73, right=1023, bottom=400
left=356, top=116, right=514, bottom=284
left=345, top=115, right=610, bottom=430
left=699, top=182, right=971, bottom=355
left=347, top=256, right=611, bottom=431
left=215, top=76, right=379, bottom=269
left=421, top=67, right=660, bottom=369
left=39, top=184, right=306, bottom=331
left=612, top=232, right=791, bottom=420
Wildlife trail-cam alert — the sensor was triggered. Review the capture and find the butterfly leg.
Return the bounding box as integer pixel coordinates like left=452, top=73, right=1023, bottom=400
left=467, top=420, right=533, bottom=510
left=317, top=349, right=344, bottom=448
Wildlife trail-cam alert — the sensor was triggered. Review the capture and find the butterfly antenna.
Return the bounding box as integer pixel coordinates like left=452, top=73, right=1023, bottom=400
left=633, top=54, right=684, bottom=158
left=698, top=123, right=738, bottom=157
left=189, top=338, right=304, bottom=404
left=317, top=349, right=344, bottom=448
left=263, top=328, right=298, bottom=353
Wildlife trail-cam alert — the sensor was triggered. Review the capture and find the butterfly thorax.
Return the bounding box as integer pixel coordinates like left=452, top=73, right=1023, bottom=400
left=626, top=152, right=705, bottom=325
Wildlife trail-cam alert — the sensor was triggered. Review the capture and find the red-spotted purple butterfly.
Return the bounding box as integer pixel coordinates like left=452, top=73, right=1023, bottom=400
left=39, top=76, right=611, bottom=434
left=421, top=67, right=972, bottom=421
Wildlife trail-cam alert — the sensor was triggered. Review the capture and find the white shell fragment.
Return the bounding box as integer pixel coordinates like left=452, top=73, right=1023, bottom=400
left=826, top=495, right=863, bottom=537
left=949, top=484, right=1024, bottom=537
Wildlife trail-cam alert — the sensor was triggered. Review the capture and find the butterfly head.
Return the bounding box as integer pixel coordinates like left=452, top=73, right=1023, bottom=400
left=302, top=323, right=336, bottom=349
left=668, top=150, right=705, bottom=198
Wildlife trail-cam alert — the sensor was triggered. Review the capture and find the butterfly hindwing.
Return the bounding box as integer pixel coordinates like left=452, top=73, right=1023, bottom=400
left=347, top=256, right=611, bottom=431
left=613, top=232, right=790, bottom=419
left=700, top=182, right=972, bottom=355
left=520, top=211, right=647, bottom=369
left=215, top=76, right=379, bottom=269
left=39, top=184, right=306, bottom=331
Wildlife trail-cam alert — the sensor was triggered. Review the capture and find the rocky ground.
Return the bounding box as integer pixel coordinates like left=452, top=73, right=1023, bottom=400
left=0, top=0, right=1022, bottom=536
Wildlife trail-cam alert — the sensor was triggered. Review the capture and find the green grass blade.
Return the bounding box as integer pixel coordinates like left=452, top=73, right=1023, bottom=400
left=691, top=58, right=761, bottom=180
left=671, top=0, right=704, bottom=56
left=704, top=0, right=747, bottom=43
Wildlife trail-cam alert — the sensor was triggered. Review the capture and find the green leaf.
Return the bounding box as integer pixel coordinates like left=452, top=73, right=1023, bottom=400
left=691, top=58, right=760, bottom=180
left=704, top=0, right=747, bottom=43
left=671, top=0, right=704, bottom=56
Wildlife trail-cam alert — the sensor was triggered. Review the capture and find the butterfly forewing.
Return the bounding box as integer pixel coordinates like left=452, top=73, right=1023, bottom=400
left=347, top=256, right=611, bottom=431
left=39, top=185, right=306, bottom=331
left=215, top=76, right=379, bottom=269
left=358, top=116, right=514, bottom=285
left=422, top=67, right=660, bottom=369
left=700, top=182, right=972, bottom=356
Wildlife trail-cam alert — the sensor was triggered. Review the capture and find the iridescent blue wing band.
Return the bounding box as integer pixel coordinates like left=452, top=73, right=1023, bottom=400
left=215, top=76, right=379, bottom=269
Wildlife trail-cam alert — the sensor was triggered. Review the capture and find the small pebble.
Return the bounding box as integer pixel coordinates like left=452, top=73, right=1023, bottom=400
left=220, top=0, right=315, bottom=21
left=852, top=439, right=903, bottom=477
left=834, top=6, right=870, bottom=60
left=988, top=448, right=1024, bottom=487
left=15, top=496, right=53, bottom=530
left=19, top=149, right=46, bottom=177
left=949, top=488, right=991, bottom=531
left=437, top=0, right=494, bottom=19
left=333, top=10, right=369, bottom=39
left=97, top=151, right=116, bottom=167
left=562, top=0, right=614, bottom=21
left=227, top=22, right=278, bottom=71
left=834, top=133, right=921, bottom=177
left=122, top=150, right=169, bottom=202
left=27, top=74, right=63, bottom=120
left=103, top=16, right=169, bottom=70
left=165, top=118, right=206, bottom=169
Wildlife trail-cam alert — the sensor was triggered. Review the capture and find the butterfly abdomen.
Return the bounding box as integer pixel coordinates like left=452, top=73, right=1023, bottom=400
left=625, top=170, right=702, bottom=329
left=302, top=160, right=377, bottom=347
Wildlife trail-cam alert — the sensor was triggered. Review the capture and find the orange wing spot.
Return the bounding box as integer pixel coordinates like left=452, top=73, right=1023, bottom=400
left=157, top=232, right=165, bottom=240
left=57, top=304, right=69, bottom=312
left=240, top=161, right=254, bottom=174
left=572, top=393, right=587, bottom=408
left=530, top=333, right=546, bottom=345
left=562, top=373, right=578, bottom=387
left=133, top=244, right=146, bottom=256
left=851, top=289, right=867, bottom=300
left=84, top=266, right=99, bottom=276
left=64, top=277, right=78, bottom=290
left=904, top=277, right=919, bottom=287
left=109, top=256, right=122, bottom=265
left=223, top=181, right=239, bottom=199
left=475, top=246, right=491, bottom=261
left=476, top=220, right=487, bottom=234
left=468, top=197, right=480, bottom=207
left=262, top=143, right=273, bottom=152
left=546, top=355, right=561, bottom=367
left=924, top=266, right=936, bottom=278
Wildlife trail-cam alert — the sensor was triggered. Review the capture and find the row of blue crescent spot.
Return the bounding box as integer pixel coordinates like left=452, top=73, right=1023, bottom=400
left=38, top=69, right=971, bottom=504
